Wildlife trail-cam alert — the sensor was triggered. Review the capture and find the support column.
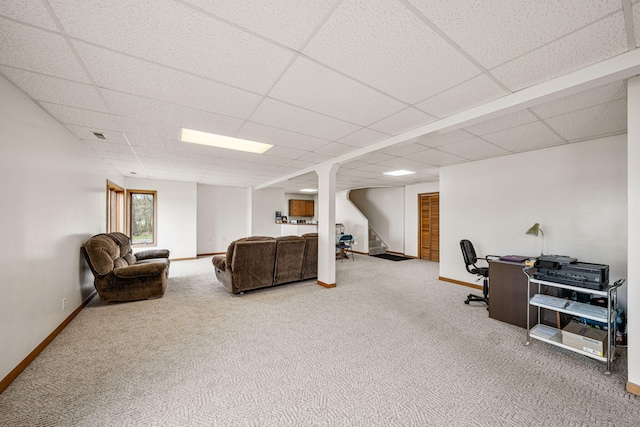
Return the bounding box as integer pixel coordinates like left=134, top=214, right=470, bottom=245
left=627, top=77, right=640, bottom=395
left=316, top=163, right=340, bottom=288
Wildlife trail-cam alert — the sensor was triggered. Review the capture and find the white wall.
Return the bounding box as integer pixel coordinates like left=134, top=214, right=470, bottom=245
left=627, top=77, right=639, bottom=388
left=0, top=75, right=121, bottom=382
left=250, top=188, right=284, bottom=237
left=349, top=187, right=405, bottom=253
left=336, top=190, right=369, bottom=253
left=197, top=184, right=248, bottom=254
left=440, top=135, right=628, bottom=308
left=404, top=182, right=440, bottom=257
left=124, top=178, right=197, bottom=259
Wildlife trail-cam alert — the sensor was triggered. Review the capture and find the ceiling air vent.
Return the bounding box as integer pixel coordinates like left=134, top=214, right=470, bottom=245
left=92, top=132, right=106, bottom=140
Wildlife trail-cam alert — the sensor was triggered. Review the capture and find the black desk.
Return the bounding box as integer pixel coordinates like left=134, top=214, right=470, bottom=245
left=489, top=260, right=565, bottom=329
left=488, top=260, right=535, bottom=328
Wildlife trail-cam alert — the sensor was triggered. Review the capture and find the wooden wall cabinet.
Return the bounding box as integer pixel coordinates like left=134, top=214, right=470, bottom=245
left=289, top=199, right=314, bottom=217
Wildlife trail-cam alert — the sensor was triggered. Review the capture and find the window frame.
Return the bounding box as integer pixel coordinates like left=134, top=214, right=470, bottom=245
left=126, top=189, right=158, bottom=247
left=106, top=180, right=125, bottom=233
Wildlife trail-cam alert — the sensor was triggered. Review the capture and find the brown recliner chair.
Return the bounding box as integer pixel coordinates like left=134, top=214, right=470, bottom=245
left=81, top=232, right=170, bottom=302
left=212, top=236, right=277, bottom=294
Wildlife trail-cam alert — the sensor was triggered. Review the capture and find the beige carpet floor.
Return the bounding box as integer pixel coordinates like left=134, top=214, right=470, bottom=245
left=0, top=254, right=638, bottom=426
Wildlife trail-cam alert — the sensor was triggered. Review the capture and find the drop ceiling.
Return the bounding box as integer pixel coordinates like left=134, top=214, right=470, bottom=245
left=1, top=0, right=637, bottom=192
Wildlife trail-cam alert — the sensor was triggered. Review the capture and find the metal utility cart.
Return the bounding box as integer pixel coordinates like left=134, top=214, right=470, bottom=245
left=523, top=266, right=623, bottom=375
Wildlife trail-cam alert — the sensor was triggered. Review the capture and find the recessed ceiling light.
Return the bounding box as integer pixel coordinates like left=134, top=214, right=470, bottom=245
left=383, top=170, right=415, bottom=176
left=300, top=189, right=317, bottom=193
left=181, top=128, right=273, bottom=154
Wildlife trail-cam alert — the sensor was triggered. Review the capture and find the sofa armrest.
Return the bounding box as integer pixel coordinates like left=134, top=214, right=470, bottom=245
left=136, top=249, right=170, bottom=261
left=212, top=255, right=228, bottom=271
left=113, top=262, right=167, bottom=279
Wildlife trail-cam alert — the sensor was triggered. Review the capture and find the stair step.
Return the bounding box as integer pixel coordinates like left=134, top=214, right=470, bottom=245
left=369, top=246, right=387, bottom=255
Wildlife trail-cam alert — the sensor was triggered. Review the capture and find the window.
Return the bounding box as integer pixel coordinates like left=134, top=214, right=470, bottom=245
left=106, top=180, right=125, bottom=233
left=126, top=190, right=157, bottom=246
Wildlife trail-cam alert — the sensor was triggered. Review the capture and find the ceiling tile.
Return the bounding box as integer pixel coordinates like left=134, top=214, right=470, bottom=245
left=0, top=66, right=107, bottom=111
left=0, top=0, right=59, bottom=31
left=491, top=13, right=628, bottom=91
left=270, top=57, right=406, bottom=126
left=369, top=108, right=436, bottom=135
left=376, top=158, right=432, bottom=171
left=544, top=99, right=627, bottom=142
left=250, top=98, right=359, bottom=141
left=463, top=110, right=538, bottom=136
left=437, top=137, right=509, bottom=160
left=338, top=169, right=379, bottom=179
left=0, top=19, right=90, bottom=83
left=380, top=142, right=429, bottom=157
left=49, top=0, right=293, bottom=94
left=182, top=0, right=335, bottom=49
left=303, top=0, right=480, bottom=103
left=482, top=121, right=565, bottom=152
left=532, top=81, right=626, bottom=119
left=410, top=149, right=465, bottom=166
left=414, top=129, right=475, bottom=148
left=416, top=75, right=509, bottom=118
left=237, top=122, right=330, bottom=151
left=409, top=0, right=621, bottom=69
left=415, top=167, right=440, bottom=177
left=74, top=42, right=262, bottom=119
left=297, top=152, right=333, bottom=163
left=356, top=152, right=396, bottom=164
left=82, top=140, right=134, bottom=154
left=126, top=136, right=185, bottom=151
left=262, top=145, right=311, bottom=160
left=101, top=90, right=245, bottom=137
left=282, top=159, right=315, bottom=170
left=338, top=128, right=389, bottom=148
left=39, top=102, right=120, bottom=130
left=314, top=142, right=357, bottom=157
left=358, top=164, right=393, bottom=174
left=65, top=125, right=129, bottom=144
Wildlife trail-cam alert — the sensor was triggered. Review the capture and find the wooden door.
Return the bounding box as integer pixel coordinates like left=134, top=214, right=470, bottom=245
left=419, top=193, right=440, bottom=261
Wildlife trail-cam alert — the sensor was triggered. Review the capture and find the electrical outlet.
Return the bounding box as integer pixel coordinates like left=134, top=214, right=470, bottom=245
left=62, top=298, right=66, bottom=311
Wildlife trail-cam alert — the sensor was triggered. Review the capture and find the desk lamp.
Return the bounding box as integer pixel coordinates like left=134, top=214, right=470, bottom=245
left=526, top=222, right=544, bottom=255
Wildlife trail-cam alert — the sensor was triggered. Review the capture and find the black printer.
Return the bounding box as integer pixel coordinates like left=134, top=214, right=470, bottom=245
left=533, top=255, right=609, bottom=290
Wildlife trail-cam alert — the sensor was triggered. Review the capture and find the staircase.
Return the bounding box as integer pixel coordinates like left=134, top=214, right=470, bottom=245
left=368, top=227, right=387, bottom=256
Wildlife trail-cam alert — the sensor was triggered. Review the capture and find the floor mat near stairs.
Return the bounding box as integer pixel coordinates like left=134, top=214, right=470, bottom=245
left=370, top=253, right=411, bottom=261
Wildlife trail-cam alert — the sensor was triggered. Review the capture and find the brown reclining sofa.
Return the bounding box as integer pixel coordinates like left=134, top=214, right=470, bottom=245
left=212, top=233, right=318, bottom=294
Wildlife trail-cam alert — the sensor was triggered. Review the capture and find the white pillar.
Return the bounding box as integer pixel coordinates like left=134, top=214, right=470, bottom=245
left=316, top=163, right=340, bottom=288
left=627, top=76, right=640, bottom=394
left=246, top=187, right=253, bottom=236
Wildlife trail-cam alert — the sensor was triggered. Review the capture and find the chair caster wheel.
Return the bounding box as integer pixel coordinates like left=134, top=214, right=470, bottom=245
left=464, top=300, right=470, bottom=305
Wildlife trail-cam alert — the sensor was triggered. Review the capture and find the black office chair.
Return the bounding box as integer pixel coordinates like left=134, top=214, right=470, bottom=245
left=460, top=239, right=495, bottom=309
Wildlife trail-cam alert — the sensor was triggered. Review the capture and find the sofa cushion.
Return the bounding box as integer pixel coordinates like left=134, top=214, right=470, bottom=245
left=225, top=236, right=274, bottom=269
left=301, top=233, right=318, bottom=280
left=113, top=258, right=128, bottom=269
left=230, top=239, right=277, bottom=292
left=274, top=236, right=305, bottom=285
left=108, top=232, right=133, bottom=257
left=82, top=234, right=119, bottom=275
